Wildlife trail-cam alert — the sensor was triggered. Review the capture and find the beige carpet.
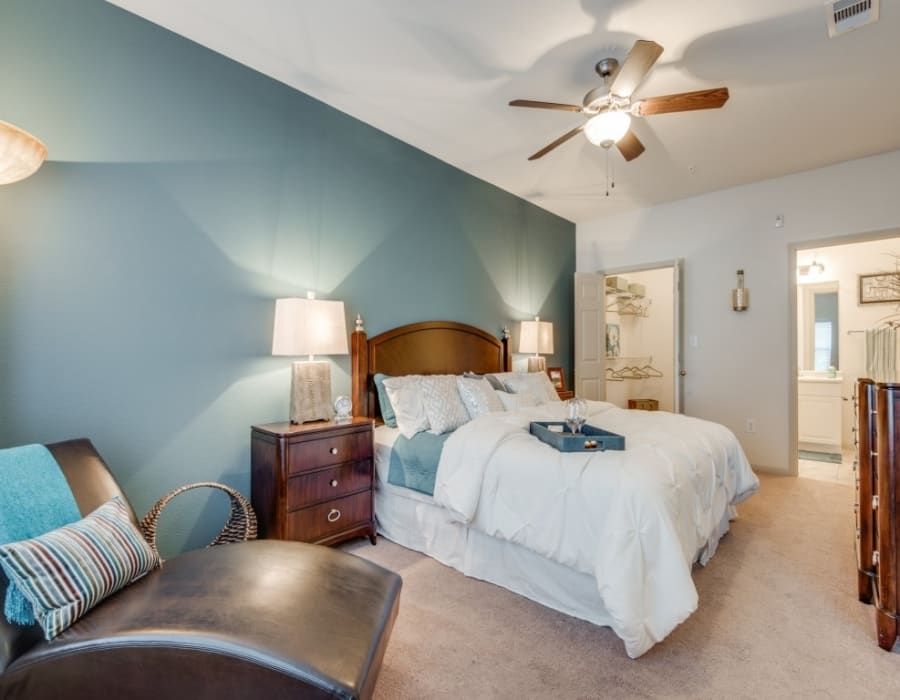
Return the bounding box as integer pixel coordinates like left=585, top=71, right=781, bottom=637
left=344, top=474, right=899, bottom=699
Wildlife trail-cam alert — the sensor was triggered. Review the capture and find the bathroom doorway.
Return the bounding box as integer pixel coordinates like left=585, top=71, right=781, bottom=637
left=794, top=234, right=900, bottom=484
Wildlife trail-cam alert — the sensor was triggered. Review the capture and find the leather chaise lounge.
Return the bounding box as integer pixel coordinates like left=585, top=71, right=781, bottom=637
left=0, top=439, right=401, bottom=699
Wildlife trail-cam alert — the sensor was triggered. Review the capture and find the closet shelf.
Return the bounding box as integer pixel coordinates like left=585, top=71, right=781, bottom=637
left=605, top=290, right=645, bottom=300
left=607, top=355, right=653, bottom=362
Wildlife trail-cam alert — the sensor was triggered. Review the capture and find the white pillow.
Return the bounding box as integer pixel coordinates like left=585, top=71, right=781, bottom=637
left=497, top=391, right=540, bottom=411
left=485, top=372, right=516, bottom=392
left=420, top=375, right=471, bottom=434
left=457, top=376, right=504, bottom=419
left=500, top=371, right=561, bottom=404
left=382, top=376, right=430, bottom=438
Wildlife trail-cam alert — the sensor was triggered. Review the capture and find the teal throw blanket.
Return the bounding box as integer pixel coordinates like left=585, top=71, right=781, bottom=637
left=0, top=444, right=81, bottom=625
left=388, top=432, right=450, bottom=496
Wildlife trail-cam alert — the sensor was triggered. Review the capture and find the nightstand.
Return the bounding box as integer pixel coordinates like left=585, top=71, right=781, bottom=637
left=557, top=389, right=574, bottom=400
left=250, top=418, right=376, bottom=547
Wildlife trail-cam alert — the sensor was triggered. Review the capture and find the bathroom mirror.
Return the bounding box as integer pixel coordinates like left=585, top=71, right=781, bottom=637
left=798, top=281, right=839, bottom=371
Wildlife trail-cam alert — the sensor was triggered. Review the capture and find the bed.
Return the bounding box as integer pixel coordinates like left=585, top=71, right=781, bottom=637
left=350, top=320, right=759, bottom=658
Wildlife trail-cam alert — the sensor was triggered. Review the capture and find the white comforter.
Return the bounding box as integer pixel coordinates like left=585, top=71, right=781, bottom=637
left=433, top=401, right=759, bottom=658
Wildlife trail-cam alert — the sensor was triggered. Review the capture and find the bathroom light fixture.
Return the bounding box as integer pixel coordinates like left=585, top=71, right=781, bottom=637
left=583, top=111, right=632, bottom=149
left=0, top=121, right=47, bottom=184
left=798, top=260, right=825, bottom=276
left=272, top=294, right=349, bottom=423
left=519, top=316, right=554, bottom=371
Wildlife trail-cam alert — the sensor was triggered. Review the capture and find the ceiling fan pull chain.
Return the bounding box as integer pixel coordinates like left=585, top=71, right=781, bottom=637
left=605, top=148, right=610, bottom=197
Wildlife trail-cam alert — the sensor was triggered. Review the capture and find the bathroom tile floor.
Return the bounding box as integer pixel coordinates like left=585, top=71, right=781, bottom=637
left=798, top=448, right=855, bottom=486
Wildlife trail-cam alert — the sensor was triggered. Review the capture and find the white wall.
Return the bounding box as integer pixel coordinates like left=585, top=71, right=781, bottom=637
left=797, top=236, right=900, bottom=448
left=605, top=266, right=675, bottom=412
left=577, top=149, right=900, bottom=473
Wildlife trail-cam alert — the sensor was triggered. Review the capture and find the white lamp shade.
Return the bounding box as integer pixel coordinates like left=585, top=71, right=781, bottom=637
left=519, top=319, right=554, bottom=355
left=272, top=297, right=349, bottom=357
left=0, top=121, right=47, bottom=185
left=583, top=111, right=632, bottom=148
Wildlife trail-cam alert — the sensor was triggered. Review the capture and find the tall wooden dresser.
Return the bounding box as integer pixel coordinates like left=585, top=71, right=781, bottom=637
left=855, top=378, right=899, bottom=650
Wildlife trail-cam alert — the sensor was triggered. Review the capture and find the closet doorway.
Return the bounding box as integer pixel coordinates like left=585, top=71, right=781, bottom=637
left=575, top=261, right=683, bottom=412
left=792, top=233, right=900, bottom=484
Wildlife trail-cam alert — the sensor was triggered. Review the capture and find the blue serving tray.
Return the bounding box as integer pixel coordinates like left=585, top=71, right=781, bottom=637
left=529, top=421, right=625, bottom=452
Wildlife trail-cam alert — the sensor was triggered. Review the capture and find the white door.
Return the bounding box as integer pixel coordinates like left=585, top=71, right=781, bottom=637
left=574, top=272, right=605, bottom=400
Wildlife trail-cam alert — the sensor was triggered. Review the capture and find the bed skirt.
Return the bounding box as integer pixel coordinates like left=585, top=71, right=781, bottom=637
left=374, top=480, right=616, bottom=629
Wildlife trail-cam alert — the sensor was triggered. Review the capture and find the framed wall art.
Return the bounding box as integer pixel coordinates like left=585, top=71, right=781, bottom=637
left=858, top=273, right=900, bottom=304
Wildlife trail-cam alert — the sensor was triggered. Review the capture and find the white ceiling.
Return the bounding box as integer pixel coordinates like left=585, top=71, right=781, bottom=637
left=108, top=0, right=900, bottom=224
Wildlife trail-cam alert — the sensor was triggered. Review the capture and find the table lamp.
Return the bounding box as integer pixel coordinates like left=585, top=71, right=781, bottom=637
left=272, top=295, right=349, bottom=423
left=0, top=120, right=47, bottom=184
left=519, top=316, right=554, bottom=372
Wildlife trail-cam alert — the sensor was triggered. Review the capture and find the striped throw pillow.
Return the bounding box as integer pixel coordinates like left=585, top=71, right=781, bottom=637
left=0, top=497, right=160, bottom=640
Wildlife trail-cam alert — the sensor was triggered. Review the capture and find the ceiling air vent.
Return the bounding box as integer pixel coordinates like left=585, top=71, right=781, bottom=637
left=826, top=0, right=879, bottom=37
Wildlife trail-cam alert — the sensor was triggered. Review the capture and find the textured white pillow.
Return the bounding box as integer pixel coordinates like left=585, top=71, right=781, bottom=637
left=457, top=376, right=504, bottom=419
left=382, top=376, right=430, bottom=438
left=420, top=375, right=471, bottom=434
left=497, top=391, right=541, bottom=411
left=501, top=371, right=561, bottom=404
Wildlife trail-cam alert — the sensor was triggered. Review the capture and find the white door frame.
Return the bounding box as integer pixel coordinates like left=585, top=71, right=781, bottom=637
left=788, top=227, right=900, bottom=477
left=598, top=258, right=684, bottom=413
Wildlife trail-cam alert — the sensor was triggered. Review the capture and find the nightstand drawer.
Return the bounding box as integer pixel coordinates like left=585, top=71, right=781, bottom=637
left=287, top=459, right=372, bottom=508
left=286, top=491, right=371, bottom=543
left=288, top=430, right=373, bottom=474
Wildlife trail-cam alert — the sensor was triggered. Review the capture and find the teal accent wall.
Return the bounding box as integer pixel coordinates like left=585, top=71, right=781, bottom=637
left=0, top=0, right=574, bottom=554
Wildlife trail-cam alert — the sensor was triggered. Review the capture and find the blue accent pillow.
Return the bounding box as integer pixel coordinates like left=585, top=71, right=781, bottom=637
left=374, top=373, right=398, bottom=428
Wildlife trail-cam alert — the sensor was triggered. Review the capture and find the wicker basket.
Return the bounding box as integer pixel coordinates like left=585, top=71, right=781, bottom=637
left=139, top=481, right=258, bottom=556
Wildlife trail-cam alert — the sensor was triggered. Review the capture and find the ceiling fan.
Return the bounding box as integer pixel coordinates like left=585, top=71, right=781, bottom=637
left=509, top=39, right=729, bottom=162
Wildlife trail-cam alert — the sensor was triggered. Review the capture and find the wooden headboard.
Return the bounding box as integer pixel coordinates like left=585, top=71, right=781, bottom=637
left=351, top=320, right=511, bottom=419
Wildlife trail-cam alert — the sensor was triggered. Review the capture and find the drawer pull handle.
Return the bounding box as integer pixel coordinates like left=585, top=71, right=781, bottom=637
left=873, top=495, right=879, bottom=510
left=327, top=508, right=341, bottom=523
left=330, top=479, right=338, bottom=487
left=873, top=550, right=880, bottom=566
left=330, top=447, right=339, bottom=455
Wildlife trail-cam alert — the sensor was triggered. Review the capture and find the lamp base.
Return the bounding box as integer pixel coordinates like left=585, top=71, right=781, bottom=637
left=290, top=361, right=333, bottom=423
left=527, top=356, right=547, bottom=373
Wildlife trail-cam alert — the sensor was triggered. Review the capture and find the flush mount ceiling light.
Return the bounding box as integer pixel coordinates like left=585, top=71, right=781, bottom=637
left=583, top=111, right=632, bottom=149
left=0, top=121, right=47, bottom=184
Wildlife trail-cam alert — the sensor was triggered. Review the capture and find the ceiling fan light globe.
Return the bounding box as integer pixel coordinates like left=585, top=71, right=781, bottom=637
left=584, top=111, right=631, bottom=148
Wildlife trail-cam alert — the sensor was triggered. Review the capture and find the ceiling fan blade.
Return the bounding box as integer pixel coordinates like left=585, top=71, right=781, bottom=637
left=527, top=125, right=585, bottom=161
left=509, top=99, right=583, bottom=112
left=635, top=87, right=729, bottom=116
left=609, top=40, right=663, bottom=98
left=616, top=130, right=645, bottom=162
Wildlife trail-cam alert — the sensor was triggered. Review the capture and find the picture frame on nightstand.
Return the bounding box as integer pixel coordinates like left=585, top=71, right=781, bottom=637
left=547, top=366, right=565, bottom=391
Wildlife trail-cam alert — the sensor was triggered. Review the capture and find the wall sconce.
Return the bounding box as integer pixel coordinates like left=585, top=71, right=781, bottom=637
left=272, top=295, right=349, bottom=423
left=0, top=121, right=47, bottom=184
left=519, top=316, right=554, bottom=371
left=732, top=269, right=749, bottom=311
left=798, top=260, right=825, bottom=277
